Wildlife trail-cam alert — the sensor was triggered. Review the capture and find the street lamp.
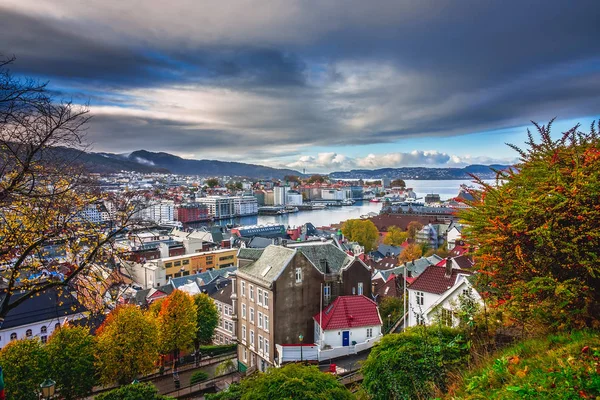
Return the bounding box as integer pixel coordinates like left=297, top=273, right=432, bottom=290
left=299, top=334, right=304, bottom=363
left=40, top=379, right=55, bottom=400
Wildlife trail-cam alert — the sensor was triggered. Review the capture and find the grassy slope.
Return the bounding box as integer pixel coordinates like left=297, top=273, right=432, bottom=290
left=447, top=330, right=600, bottom=400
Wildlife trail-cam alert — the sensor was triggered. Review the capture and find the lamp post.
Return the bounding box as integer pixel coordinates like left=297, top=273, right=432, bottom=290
left=299, top=334, right=304, bottom=363
left=40, top=379, right=55, bottom=400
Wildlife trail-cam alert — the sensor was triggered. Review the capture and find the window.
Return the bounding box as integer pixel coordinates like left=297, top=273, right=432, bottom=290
left=249, top=285, right=254, bottom=301
left=440, top=308, right=453, bottom=327
left=182, top=271, right=190, bottom=276
left=241, top=281, right=246, bottom=297
left=264, top=316, right=269, bottom=332
left=41, top=336, right=47, bottom=344
left=174, top=272, right=181, bottom=278
left=366, top=328, right=373, bottom=338
left=218, top=304, right=223, bottom=313
left=243, top=348, right=248, bottom=362
left=25, top=329, right=32, bottom=338
left=258, top=312, right=263, bottom=328
left=10, top=333, right=16, bottom=341
left=258, top=335, right=263, bottom=352
left=242, top=304, right=247, bottom=319
left=174, top=261, right=181, bottom=267
left=40, top=326, right=47, bottom=334
left=242, top=325, right=247, bottom=341
left=358, top=282, right=364, bottom=295
left=250, top=307, right=255, bottom=323
left=295, top=268, right=302, bottom=283
left=257, top=289, right=263, bottom=305
left=264, top=339, right=269, bottom=356
left=352, top=287, right=356, bottom=295
left=165, top=262, right=172, bottom=268
left=206, top=256, right=213, bottom=265
left=250, top=331, right=255, bottom=347
left=462, top=288, right=470, bottom=296
left=263, top=292, right=269, bottom=308
left=324, top=284, right=331, bottom=303
left=416, top=291, right=424, bottom=306
left=416, top=314, right=425, bottom=325
left=183, top=259, right=190, bottom=265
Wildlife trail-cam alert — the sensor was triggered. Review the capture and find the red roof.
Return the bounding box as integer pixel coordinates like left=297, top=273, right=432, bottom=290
left=408, top=265, right=472, bottom=295
left=314, top=295, right=382, bottom=330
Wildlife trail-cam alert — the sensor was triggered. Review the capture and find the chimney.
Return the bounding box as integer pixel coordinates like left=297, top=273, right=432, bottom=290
left=445, top=257, right=452, bottom=278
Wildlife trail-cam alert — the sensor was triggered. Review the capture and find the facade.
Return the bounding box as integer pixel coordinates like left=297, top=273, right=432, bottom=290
left=232, top=242, right=372, bottom=372
left=285, top=191, right=303, bottom=206
left=273, top=186, right=289, bottom=206
left=79, top=201, right=111, bottom=224
left=407, top=261, right=479, bottom=327
left=446, top=225, right=463, bottom=250
left=233, top=196, right=259, bottom=216
left=176, top=203, right=210, bottom=223
left=139, top=200, right=176, bottom=224
left=313, top=295, right=382, bottom=360
left=211, top=281, right=235, bottom=344
left=415, top=223, right=450, bottom=249
left=196, top=196, right=258, bottom=219
left=321, top=189, right=346, bottom=201
left=0, top=289, right=88, bottom=347
left=127, top=248, right=237, bottom=288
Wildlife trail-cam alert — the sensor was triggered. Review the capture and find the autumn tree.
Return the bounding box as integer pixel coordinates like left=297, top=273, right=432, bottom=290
left=205, top=178, right=220, bottom=188
left=424, top=245, right=450, bottom=259
left=391, top=178, right=406, bottom=187
left=158, top=290, right=198, bottom=360
left=0, top=339, right=48, bottom=400
left=96, top=305, right=160, bottom=385
left=194, top=293, right=219, bottom=346
left=284, top=175, right=301, bottom=184
left=307, top=174, right=327, bottom=184
left=46, top=325, right=96, bottom=400
left=379, top=296, right=404, bottom=331
left=341, top=219, right=379, bottom=252
left=406, top=221, right=424, bottom=239
left=0, top=57, right=136, bottom=324
left=383, top=226, right=408, bottom=246
left=398, top=243, right=422, bottom=263
left=460, top=120, right=600, bottom=330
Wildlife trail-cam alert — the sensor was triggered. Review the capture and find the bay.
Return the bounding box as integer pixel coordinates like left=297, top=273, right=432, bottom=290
left=192, top=179, right=480, bottom=229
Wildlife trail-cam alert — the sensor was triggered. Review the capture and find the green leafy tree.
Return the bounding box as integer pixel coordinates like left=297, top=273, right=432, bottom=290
left=398, top=243, right=422, bottom=264
left=207, top=363, right=353, bottom=400
left=46, top=325, right=96, bottom=399
left=194, top=293, right=219, bottom=346
left=460, top=120, right=600, bottom=330
left=383, top=226, right=408, bottom=246
left=96, top=382, right=175, bottom=400
left=391, top=179, right=406, bottom=187
left=206, top=178, right=220, bottom=188
left=379, top=296, right=404, bottom=331
left=424, top=245, right=449, bottom=258
left=406, top=221, right=424, bottom=239
left=158, top=290, right=198, bottom=359
left=95, top=305, right=160, bottom=385
left=341, top=219, right=379, bottom=252
left=0, top=338, right=48, bottom=400
left=362, top=326, right=469, bottom=400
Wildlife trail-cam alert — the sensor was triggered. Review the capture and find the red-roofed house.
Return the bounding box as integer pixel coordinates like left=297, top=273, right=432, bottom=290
left=313, top=295, right=382, bottom=360
left=407, top=260, right=481, bottom=328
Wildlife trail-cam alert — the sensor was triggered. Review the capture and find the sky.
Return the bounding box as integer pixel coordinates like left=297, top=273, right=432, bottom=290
left=1, top=0, right=599, bottom=173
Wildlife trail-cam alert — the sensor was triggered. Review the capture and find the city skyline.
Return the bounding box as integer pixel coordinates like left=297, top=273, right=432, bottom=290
left=2, top=0, right=599, bottom=172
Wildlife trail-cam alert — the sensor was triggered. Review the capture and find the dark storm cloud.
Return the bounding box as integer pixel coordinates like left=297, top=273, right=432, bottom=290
left=1, top=0, right=599, bottom=159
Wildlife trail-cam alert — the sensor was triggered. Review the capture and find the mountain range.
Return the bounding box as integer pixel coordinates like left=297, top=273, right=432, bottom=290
left=51, top=147, right=509, bottom=180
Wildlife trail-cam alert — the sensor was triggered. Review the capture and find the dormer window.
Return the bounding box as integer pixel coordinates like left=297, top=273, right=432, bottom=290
left=295, top=268, right=302, bottom=283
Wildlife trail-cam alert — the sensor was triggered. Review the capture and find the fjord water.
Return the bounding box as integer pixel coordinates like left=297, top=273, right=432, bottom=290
left=205, top=179, right=478, bottom=228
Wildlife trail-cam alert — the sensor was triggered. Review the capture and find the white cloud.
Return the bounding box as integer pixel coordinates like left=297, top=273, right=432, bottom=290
left=286, top=151, right=515, bottom=172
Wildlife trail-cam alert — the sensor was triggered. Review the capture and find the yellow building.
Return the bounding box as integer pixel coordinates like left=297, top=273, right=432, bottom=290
left=160, top=248, right=237, bottom=280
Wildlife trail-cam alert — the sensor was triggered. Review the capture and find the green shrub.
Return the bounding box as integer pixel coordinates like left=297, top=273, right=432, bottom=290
left=199, top=344, right=236, bottom=357
left=362, top=326, right=470, bottom=400
left=190, top=371, right=209, bottom=385
left=96, top=382, right=174, bottom=400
